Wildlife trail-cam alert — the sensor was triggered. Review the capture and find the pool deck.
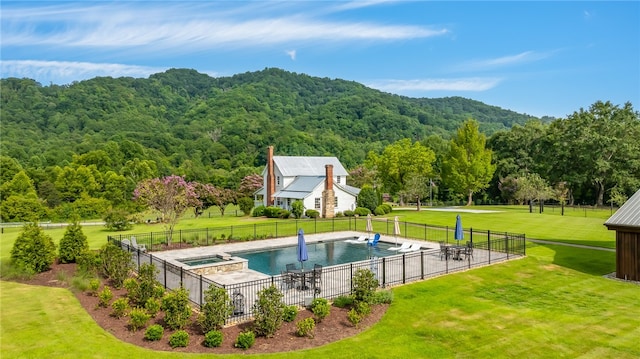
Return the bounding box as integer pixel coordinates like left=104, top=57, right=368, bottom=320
left=151, top=231, right=425, bottom=285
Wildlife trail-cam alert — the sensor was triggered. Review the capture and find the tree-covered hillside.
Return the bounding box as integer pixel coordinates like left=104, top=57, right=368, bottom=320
left=1, top=68, right=535, bottom=175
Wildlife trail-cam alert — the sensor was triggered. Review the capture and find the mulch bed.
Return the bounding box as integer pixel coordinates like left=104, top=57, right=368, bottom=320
left=18, top=262, right=388, bottom=354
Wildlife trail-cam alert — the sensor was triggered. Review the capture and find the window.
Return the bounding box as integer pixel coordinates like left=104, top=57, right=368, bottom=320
left=277, top=176, right=280, bottom=186
left=336, top=176, right=341, bottom=184
left=334, top=197, right=338, bottom=208
left=315, top=198, right=321, bottom=209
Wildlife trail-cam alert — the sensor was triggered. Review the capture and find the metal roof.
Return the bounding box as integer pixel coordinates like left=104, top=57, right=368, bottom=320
left=273, top=176, right=324, bottom=199
left=273, top=156, right=348, bottom=177
left=605, top=189, right=640, bottom=228
left=337, top=183, right=361, bottom=196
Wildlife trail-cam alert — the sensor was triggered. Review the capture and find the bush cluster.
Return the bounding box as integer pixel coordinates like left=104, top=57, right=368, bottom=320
left=252, top=205, right=266, bottom=217
left=263, top=206, right=283, bottom=218
left=305, top=209, right=320, bottom=218
left=252, top=285, right=285, bottom=337
left=310, top=298, right=330, bottom=322
left=169, top=330, right=190, bottom=348
left=353, top=207, right=371, bottom=216
left=234, top=331, right=255, bottom=349
left=343, top=210, right=355, bottom=217
left=373, top=206, right=386, bottom=216
left=144, top=324, right=164, bottom=341
left=203, top=330, right=223, bottom=348
left=103, top=209, right=133, bottom=231
left=295, top=317, right=315, bottom=338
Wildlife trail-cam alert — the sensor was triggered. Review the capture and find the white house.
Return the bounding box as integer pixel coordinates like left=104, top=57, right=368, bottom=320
left=255, top=146, right=360, bottom=218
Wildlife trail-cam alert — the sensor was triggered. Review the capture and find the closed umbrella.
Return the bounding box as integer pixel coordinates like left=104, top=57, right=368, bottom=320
left=297, top=228, right=309, bottom=270
left=454, top=214, right=464, bottom=243
left=393, top=216, right=401, bottom=247
left=366, top=213, right=373, bottom=236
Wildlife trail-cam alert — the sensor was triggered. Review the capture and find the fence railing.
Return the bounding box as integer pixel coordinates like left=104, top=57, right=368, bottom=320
left=107, top=218, right=525, bottom=323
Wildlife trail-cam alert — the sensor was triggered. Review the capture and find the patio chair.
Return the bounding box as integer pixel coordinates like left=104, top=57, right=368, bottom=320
left=345, top=235, right=368, bottom=243
left=399, top=243, right=421, bottom=252
left=286, top=263, right=297, bottom=272
left=130, top=236, right=146, bottom=252
left=121, top=239, right=131, bottom=251
left=367, top=233, right=381, bottom=246
left=389, top=242, right=411, bottom=251
left=439, top=241, right=449, bottom=260
left=280, top=271, right=296, bottom=290
left=462, top=242, right=474, bottom=260
left=306, top=264, right=323, bottom=290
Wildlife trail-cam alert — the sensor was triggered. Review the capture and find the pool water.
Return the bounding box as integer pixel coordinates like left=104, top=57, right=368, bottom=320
left=232, top=239, right=400, bottom=275
left=178, top=256, right=228, bottom=266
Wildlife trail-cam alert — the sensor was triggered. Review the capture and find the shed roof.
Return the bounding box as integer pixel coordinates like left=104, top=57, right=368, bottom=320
left=273, top=156, right=348, bottom=177
left=605, top=189, right=640, bottom=228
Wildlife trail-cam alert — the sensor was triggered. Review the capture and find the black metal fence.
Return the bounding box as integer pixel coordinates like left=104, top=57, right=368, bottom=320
left=107, top=218, right=525, bottom=323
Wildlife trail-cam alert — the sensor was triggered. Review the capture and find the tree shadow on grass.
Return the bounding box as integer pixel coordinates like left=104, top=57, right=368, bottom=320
left=532, top=242, right=615, bottom=276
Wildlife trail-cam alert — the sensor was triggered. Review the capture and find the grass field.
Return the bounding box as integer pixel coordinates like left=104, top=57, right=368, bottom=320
left=1, top=206, right=634, bottom=358
left=1, top=243, right=638, bottom=358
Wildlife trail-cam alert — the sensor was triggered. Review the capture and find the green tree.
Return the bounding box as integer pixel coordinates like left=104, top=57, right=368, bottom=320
left=356, top=185, right=378, bottom=212
left=10, top=223, right=57, bottom=274
left=237, top=196, right=254, bottom=216
left=0, top=170, right=37, bottom=200
left=58, top=221, right=89, bottom=263
left=0, top=195, right=48, bottom=222
left=368, top=139, right=436, bottom=196
left=290, top=200, right=304, bottom=219
left=514, top=173, right=553, bottom=213
left=443, top=119, right=496, bottom=205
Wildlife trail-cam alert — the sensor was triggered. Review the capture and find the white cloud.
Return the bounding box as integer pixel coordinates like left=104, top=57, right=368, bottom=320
left=1, top=3, right=447, bottom=53
left=457, top=51, right=551, bottom=71
left=366, top=77, right=502, bottom=92
left=0, top=60, right=167, bottom=84
left=286, top=50, right=297, bottom=60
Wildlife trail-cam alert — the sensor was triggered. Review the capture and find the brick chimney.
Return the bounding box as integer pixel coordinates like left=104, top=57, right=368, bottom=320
left=266, top=146, right=275, bottom=206
left=322, top=164, right=335, bottom=218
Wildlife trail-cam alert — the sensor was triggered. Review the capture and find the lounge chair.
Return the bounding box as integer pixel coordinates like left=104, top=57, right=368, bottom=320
left=130, top=236, right=146, bottom=252
left=399, top=243, right=421, bottom=252
left=389, top=242, right=411, bottom=251
left=121, top=239, right=131, bottom=251
left=345, top=235, right=368, bottom=243
left=367, top=233, right=381, bottom=246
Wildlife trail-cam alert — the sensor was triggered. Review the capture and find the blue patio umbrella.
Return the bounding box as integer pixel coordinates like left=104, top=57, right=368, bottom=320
left=454, top=214, right=464, bottom=243
left=297, top=228, right=309, bottom=270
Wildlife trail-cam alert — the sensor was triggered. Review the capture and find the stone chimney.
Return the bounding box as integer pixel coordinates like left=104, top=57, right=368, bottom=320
left=322, top=164, right=335, bottom=218
left=266, top=146, right=275, bottom=206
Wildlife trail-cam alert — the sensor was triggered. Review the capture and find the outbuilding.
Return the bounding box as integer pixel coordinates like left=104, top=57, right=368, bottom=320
left=604, top=189, right=640, bottom=281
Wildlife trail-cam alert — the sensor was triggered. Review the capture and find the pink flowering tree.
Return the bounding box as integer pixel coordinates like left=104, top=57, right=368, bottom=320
left=134, top=175, right=200, bottom=242
left=193, top=182, right=217, bottom=217
left=238, top=173, right=263, bottom=196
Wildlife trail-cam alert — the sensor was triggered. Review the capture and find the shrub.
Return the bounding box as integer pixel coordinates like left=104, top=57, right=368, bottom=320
left=234, top=331, right=255, bottom=350
left=335, top=211, right=344, bottom=217
left=343, top=210, right=355, bottom=217
left=153, top=285, right=165, bottom=299
left=161, top=286, right=193, bottom=330
left=374, top=206, right=386, bottom=216
left=354, top=207, right=371, bottom=216
left=111, top=298, right=130, bottom=319
left=129, top=307, right=151, bottom=331
left=99, top=243, right=134, bottom=288
left=144, top=324, right=164, bottom=341
left=282, top=305, right=298, bottom=322
left=136, top=263, right=159, bottom=306
left=372, top=289, right=394, bottom=304
left=198, top=285, right=233, bottom=332
left=356, top=186, right=378, bottom=212
left=295, top=317, right=315, bottom=338
left=252, top=285, right=285, bottom=337
left=305, top=209, right=320, bottom=218
left=278, top=210, right=291, bottom=219
left=168, top=330, right=189, bottom=348
left=203, top=330, right=223, bottom=348
left=10, top=223, right=56, bottom=274
left=381, top=203, right=392, bottom=214
left=354, top=301, right=371, bottom=317
left=58, top=222, right=89, bottom=263
left=76, top=250, right=101, bottom=275
left=123, top=278, right=139, bottom=302
left=332, top=295, right=354, bottom=308
left=347, top=308, right=362, bottom=327
left=263, top=206, right=282, bottom=218
left=103, top=208, right=133, bottom=231
left=145, top=297, right=161, bottom=317
left=310, top=298, right=330, bottom=322
left=88, top=278, right=101, bottom=296
left=252, top=205, right=266, bottom=217
left=237, top=197, right=254, bottom=216
left=290, top=200, right=305, bottom=219
left=97, top=286, right=113, bottom=308
left=351, top=269, right=379, bottom=304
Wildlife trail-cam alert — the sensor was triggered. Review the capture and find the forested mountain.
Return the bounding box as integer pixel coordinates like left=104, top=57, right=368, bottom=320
left=1, top=68, right=536, bottom=176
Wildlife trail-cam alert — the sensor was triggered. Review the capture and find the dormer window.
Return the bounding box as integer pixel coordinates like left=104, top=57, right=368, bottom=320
left=337, top=176, right=341, bottom=184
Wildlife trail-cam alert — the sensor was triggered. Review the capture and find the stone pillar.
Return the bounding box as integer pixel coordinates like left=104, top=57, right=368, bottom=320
left=322, top=164, right=335, bottom=218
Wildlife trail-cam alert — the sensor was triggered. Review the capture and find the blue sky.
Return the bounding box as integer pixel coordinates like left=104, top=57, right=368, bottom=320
left=2, top=1, right=638, bottom=118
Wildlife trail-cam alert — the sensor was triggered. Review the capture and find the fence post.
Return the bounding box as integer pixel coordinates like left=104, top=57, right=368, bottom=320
left=163, top=260, right=167, bottom=289
left=488, top=233, right=492, bottom=264
left=254, top=224, right=256, bottom=239
left=506, top=232, right=510, bottom=260
left=206, top=228, right=209, bottom=246
left=382, top=258, right=386, bottom=288
left=402, top=254, right=406, bottom=284
left=424, top=223, right=427, bottom=241
left=179, top=229, right=182, bottom=244
left=180, top=267, right=184, bottom=287
left=231, top=225, right=233, bottom=239
left=275, top=222, right=278, bottom=238
left=200, top=274, right=203, bottom=308
left=421, top=251, right=425, bottom=279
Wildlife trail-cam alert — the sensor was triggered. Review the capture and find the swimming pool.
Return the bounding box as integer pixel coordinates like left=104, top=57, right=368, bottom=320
left=231, top=238, right=401, bottom=276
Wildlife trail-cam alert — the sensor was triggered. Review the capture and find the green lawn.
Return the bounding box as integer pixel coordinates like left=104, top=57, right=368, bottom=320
left=1, top=243, right=638, bottom=358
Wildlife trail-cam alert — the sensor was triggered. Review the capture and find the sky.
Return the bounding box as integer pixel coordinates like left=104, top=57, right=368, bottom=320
left=1, top=1, right=639, bottom=118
